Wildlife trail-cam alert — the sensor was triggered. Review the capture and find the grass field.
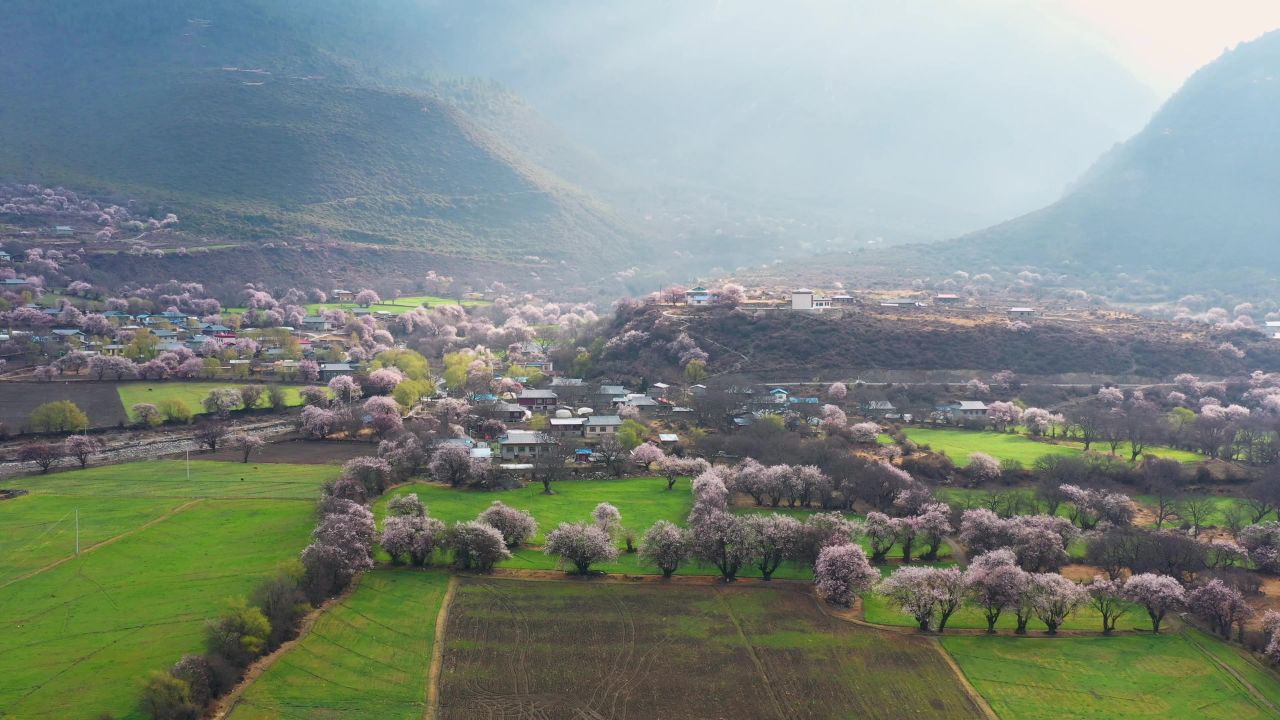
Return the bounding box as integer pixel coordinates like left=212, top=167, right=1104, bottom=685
left=0, top=460, right=338, bottom=719
left=439, top=578, right=981, bottom=719
left=228, top=568, right=450, bottom=720
left=943, top=630, right=1280, bottom=719
left=225, top=295, right=490, bottom=316
left=376, top=480, right=895, bottom=579
left=902, top=428, right=1204, bottom=465
left=376, top=478, right=693, bottom=546
left=118, top=382, right=305, bottom=421
left=304, top=294, right=490, bottom=316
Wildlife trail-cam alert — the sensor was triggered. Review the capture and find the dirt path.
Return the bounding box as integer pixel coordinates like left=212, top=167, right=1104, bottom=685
left=424, top=575, right=458, bottom=720
left=212, top=579, right=362, bottom=720
left=929, top=636, right=1001, bottom=720
left=1184, top=631, right=1280, bottom=715
left=0, top=498, right=202, bottom=591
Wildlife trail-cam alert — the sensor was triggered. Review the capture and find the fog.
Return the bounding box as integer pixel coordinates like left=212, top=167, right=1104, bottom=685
left=415, top=0, right=1159, bottom=240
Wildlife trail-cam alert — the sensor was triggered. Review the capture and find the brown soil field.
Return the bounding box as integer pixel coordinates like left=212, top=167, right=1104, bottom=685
left=0, top=381, right=127, bottom=430
left=438, top=577, right=981, bottom=719
left=196, top=438, right=372, bottom=465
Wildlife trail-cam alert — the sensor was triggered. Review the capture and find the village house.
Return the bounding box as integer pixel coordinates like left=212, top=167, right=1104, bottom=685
left=934, top=294, right=962, bottom=305
left=332, top=289, right=355, bottom=302
left=516, top=388, right=558, bottom=411
left=936, top=400, right=990, bottom=422
left=53, top=225, right=75, bottom=237
left=319, top=362, right=355, bottom=380
left=618, top=393, right=662, bottom=417
left=791, top=288, right=833, bottom=311
left=301, top=316, right=333, bottom=332
left=498, top=430, right=555, bottom=461
left=596, top=384, right=631, bottom=407
left=583, top=414, right=623, bottom=438
left=646, top=382, right=669, bottom=399
left=684, top=287, right=714, bottom=305
left=880, top=298, right=924, bottom=309
left=862, top=400, right=898, bottom=418
left=1008, top=307, right=1037, bottom=318
left=548, top=414, right=587, bottom=439
left=0, top=250, right=11, bottom=262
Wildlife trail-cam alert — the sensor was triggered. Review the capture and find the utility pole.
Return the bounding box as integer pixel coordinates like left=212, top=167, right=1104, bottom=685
left=75, top=509, right=80, bottom=556
left=186, top=449, right=191, bottom=482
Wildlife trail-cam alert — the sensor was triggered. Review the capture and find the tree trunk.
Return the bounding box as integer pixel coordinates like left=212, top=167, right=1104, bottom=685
left=917, top=618, right=930, bottom=632
left=1150, top=611, right=1162, bottom=634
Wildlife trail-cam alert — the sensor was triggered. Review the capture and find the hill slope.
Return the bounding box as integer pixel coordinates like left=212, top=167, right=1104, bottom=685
left=953, top=30, right=1280, bottom=289
left=0, top=0, right=635, bottom=262
left=411, top=0, right=1159, bottom=241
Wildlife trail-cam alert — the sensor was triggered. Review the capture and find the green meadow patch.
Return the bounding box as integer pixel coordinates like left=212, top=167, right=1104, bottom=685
left=943, top=630, right=1280, bottom=720
left=902, top=428, right=1204, bottom=465
left=229, top=568, right=450, bottom=720
left=0, top=460, right=337, bottom=719
left=118, top=382, right=305, bottom=421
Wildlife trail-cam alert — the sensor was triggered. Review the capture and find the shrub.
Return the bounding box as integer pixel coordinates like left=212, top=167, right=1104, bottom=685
left=139, top=672, right=199, bottom=720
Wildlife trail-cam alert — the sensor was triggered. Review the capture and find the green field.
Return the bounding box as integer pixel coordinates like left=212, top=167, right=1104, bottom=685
left=377, top=479, right=886, bottom=579
left=118, top=382, right=305, bottom=421
left=225, top=295, right=491, bottom=317
left=439, top=578, right=981, bottom=719
left=943, top=631, right=1280, bottom=719
left=0, top=460, right=338, bottom=719
left=14, top=459, right=336, bottom=500
left=304, top=294, right=491, bottom=316
left=228, top=568, right=450, bottom=720
left=902, top=428, right=1204, bottom=465
left=377, top=477, right=692, bottom=546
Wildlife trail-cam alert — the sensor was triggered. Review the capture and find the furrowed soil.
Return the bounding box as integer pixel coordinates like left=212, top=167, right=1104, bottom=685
left=0, top=381, right=128, bottom=429
left=438, top=577, right=980, bottom=719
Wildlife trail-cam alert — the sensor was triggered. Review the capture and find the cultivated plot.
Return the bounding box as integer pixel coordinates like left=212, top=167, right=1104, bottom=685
left=438, top=577, right=981, bottom=719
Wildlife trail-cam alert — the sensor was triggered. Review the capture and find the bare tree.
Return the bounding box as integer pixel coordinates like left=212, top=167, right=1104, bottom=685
left=1177, top=496, right=1215, bottom=537
left=595, top=436, right=629, bottom=477
left=530, top=439, right=572, bottom=495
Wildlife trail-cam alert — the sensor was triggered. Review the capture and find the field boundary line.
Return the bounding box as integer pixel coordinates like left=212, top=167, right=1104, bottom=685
left=213, top=576, right=363, bottom=720
left=424, top=575, right=458, bottom=720
left=0, top=498, right=202, bottom=591
left=930, top=638, right=1001, bottom=720
left=1184, top=630, right=1280, bottom=714
left=713, top=586, right=788, bottom=720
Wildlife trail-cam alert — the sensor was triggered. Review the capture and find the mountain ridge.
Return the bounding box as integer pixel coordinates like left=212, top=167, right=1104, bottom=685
left=0, top=0, right=639, bottom=264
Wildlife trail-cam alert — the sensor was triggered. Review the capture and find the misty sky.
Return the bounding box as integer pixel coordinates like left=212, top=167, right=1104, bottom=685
left=1054, top=0, right=1280, bottom=92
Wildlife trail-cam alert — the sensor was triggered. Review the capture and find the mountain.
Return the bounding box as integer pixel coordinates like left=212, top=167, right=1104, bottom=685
left=951, top=30, right=1280, bottom=291
left=0, top=0, right=636, bottom=263
left=409, top=0, right=1159, bottom=243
